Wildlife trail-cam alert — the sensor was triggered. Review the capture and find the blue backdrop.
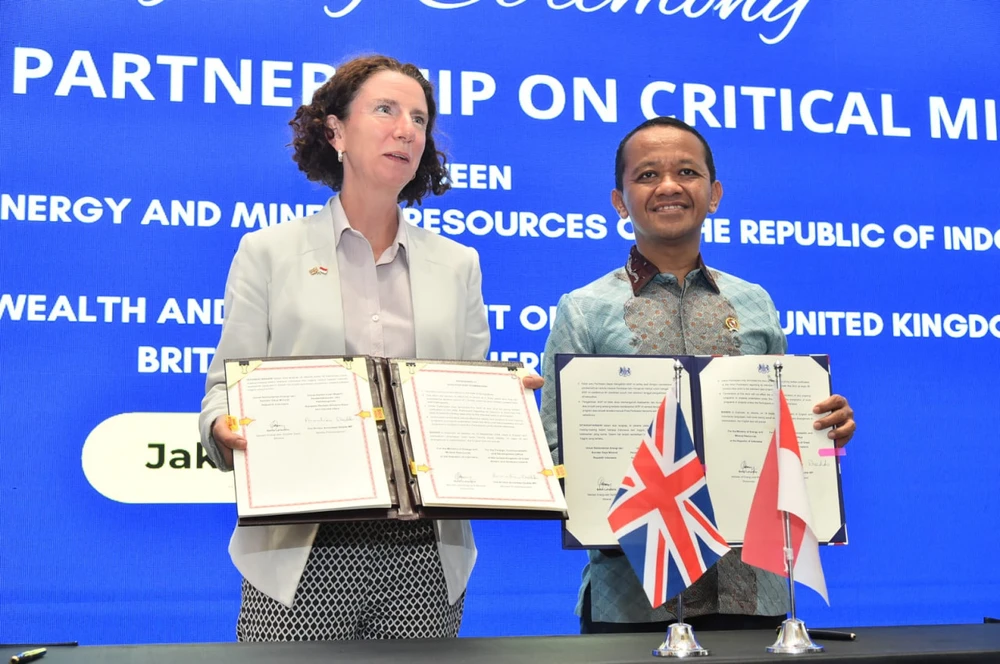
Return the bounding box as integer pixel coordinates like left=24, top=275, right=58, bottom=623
left=2, top=0, right=999, bottom=645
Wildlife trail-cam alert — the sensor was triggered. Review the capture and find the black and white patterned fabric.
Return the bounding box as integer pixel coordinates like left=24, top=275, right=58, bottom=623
left=236, top=519, right=463, bottom=641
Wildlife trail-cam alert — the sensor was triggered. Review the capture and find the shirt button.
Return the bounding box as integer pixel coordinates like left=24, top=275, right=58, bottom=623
left=372, top=314, right=380, bottom=322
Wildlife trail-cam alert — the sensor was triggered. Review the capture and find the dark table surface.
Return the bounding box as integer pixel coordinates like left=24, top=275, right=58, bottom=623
left=5, top=624, right=1000, bottom=663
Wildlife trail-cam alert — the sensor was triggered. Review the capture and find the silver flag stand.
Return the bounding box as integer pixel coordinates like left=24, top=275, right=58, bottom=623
left=653, top=361, right=709, bottom=658
left=766, top=361, right=823, bottom=655
left=653, top=593, right=709, bottom=658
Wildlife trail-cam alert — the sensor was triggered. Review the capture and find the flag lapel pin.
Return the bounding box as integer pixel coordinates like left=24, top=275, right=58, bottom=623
left=309, top=266, right=329, bottom=276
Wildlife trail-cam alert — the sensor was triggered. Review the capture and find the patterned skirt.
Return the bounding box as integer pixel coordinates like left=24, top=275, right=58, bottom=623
left=236, top=519, right=464, bottom=641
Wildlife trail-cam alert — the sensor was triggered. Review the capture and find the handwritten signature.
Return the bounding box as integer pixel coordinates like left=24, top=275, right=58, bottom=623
left=453, top=472, right=477, bottom=484
left=738, top=460, right=757, bottom=474
left=492, top=472, right=537, bottom=482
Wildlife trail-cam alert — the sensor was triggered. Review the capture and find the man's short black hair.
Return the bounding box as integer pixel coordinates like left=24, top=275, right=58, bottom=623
left=614, top=117, right=716, bottom=189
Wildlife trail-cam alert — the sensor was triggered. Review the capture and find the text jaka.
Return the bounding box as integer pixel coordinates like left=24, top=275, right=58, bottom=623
left=145, top=442, right=217, bottom=469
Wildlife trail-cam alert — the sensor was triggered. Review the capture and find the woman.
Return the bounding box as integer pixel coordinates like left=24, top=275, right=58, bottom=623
left=198, top=54, right=522, bottom=641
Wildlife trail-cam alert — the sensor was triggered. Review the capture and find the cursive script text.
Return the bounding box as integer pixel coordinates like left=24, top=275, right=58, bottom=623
left=321, top=0, right=811, bottom=45
left=140, top=0, right=810, bottom=44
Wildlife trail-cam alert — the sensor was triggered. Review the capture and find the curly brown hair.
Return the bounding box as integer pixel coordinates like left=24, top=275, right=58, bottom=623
left=289, top=55, right=450, bottom=207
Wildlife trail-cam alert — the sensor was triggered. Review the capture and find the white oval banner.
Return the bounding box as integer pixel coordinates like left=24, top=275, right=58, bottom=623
left=82, top=412, right=235, bottom=503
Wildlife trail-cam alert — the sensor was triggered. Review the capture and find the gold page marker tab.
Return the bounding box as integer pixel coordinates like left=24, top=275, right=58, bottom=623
left=372, top=407, right=385, bottom=421
left=227, top=416, right=254, bottom=431
left=409, top=461, right=431, bottom=475
left=554, top=464, right=566, bottom=479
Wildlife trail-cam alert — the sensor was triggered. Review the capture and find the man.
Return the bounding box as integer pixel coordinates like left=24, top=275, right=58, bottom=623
left=540, top=117, right=856, bottom=634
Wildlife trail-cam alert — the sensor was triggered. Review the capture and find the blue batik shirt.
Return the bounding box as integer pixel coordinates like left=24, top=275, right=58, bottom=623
left=541, top=246, right=790, bottom=624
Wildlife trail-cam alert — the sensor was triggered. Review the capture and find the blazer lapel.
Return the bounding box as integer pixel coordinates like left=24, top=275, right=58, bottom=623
left=302, top=200, right=347, bottom=355
left=407, top=227, right=435, bottom=359
left=407, top=226, right=462, bottom=361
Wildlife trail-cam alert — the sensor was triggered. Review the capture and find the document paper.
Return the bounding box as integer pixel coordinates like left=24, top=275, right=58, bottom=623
left=227, top=358, right=392, bottom=517
left=397, top=361, right=567, bottom=511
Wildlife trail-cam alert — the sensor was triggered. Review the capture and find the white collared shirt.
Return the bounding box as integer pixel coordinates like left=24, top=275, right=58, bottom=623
left=332, top=203, right=416, bottom=359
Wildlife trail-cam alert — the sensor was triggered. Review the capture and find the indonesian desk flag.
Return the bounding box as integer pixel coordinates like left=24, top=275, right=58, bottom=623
left=607, top=391, right=730, bottom=609
left=741, top=388, right=829, bottom=604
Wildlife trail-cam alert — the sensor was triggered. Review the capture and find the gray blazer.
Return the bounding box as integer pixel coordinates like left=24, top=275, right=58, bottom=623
left=199, top=196, right=490, bottom=607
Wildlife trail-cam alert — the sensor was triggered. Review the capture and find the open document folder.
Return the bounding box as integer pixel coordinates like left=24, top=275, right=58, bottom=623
left=554, top=354, right=847, bottom=549
left=225, top=356, right=568, bottom=526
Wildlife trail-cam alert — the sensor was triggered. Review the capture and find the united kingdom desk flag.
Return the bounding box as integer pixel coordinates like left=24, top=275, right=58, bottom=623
left=607, top=391, right=730, bottom=608
left=741, top=388, right=829, bottom=604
